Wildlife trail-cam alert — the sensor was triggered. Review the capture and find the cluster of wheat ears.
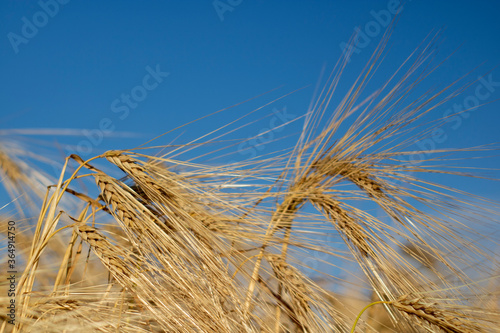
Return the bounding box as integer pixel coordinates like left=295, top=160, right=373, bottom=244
left=0, top=30, right=499, bottom=332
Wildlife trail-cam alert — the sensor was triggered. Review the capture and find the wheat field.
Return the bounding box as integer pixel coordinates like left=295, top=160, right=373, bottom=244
left=1, top=28, right=499, bottom=333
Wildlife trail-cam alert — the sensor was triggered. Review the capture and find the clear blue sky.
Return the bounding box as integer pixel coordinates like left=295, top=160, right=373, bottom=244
left=1, top=1, right=499, bottom=196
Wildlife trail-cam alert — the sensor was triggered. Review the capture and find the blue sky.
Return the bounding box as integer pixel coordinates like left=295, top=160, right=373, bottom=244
left=1, top=1, right=499, bottom=197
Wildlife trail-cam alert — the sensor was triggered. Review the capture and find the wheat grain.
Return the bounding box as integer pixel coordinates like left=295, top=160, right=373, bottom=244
left=74, top=223, right=131, bottom=278
left=308, top=192, right=374, bottom=258
left=393, top=295, right=482, bottom=333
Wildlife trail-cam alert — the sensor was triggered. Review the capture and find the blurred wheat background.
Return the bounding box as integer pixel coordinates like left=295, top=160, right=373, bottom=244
left=1, top=2, right=499, bottom=332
